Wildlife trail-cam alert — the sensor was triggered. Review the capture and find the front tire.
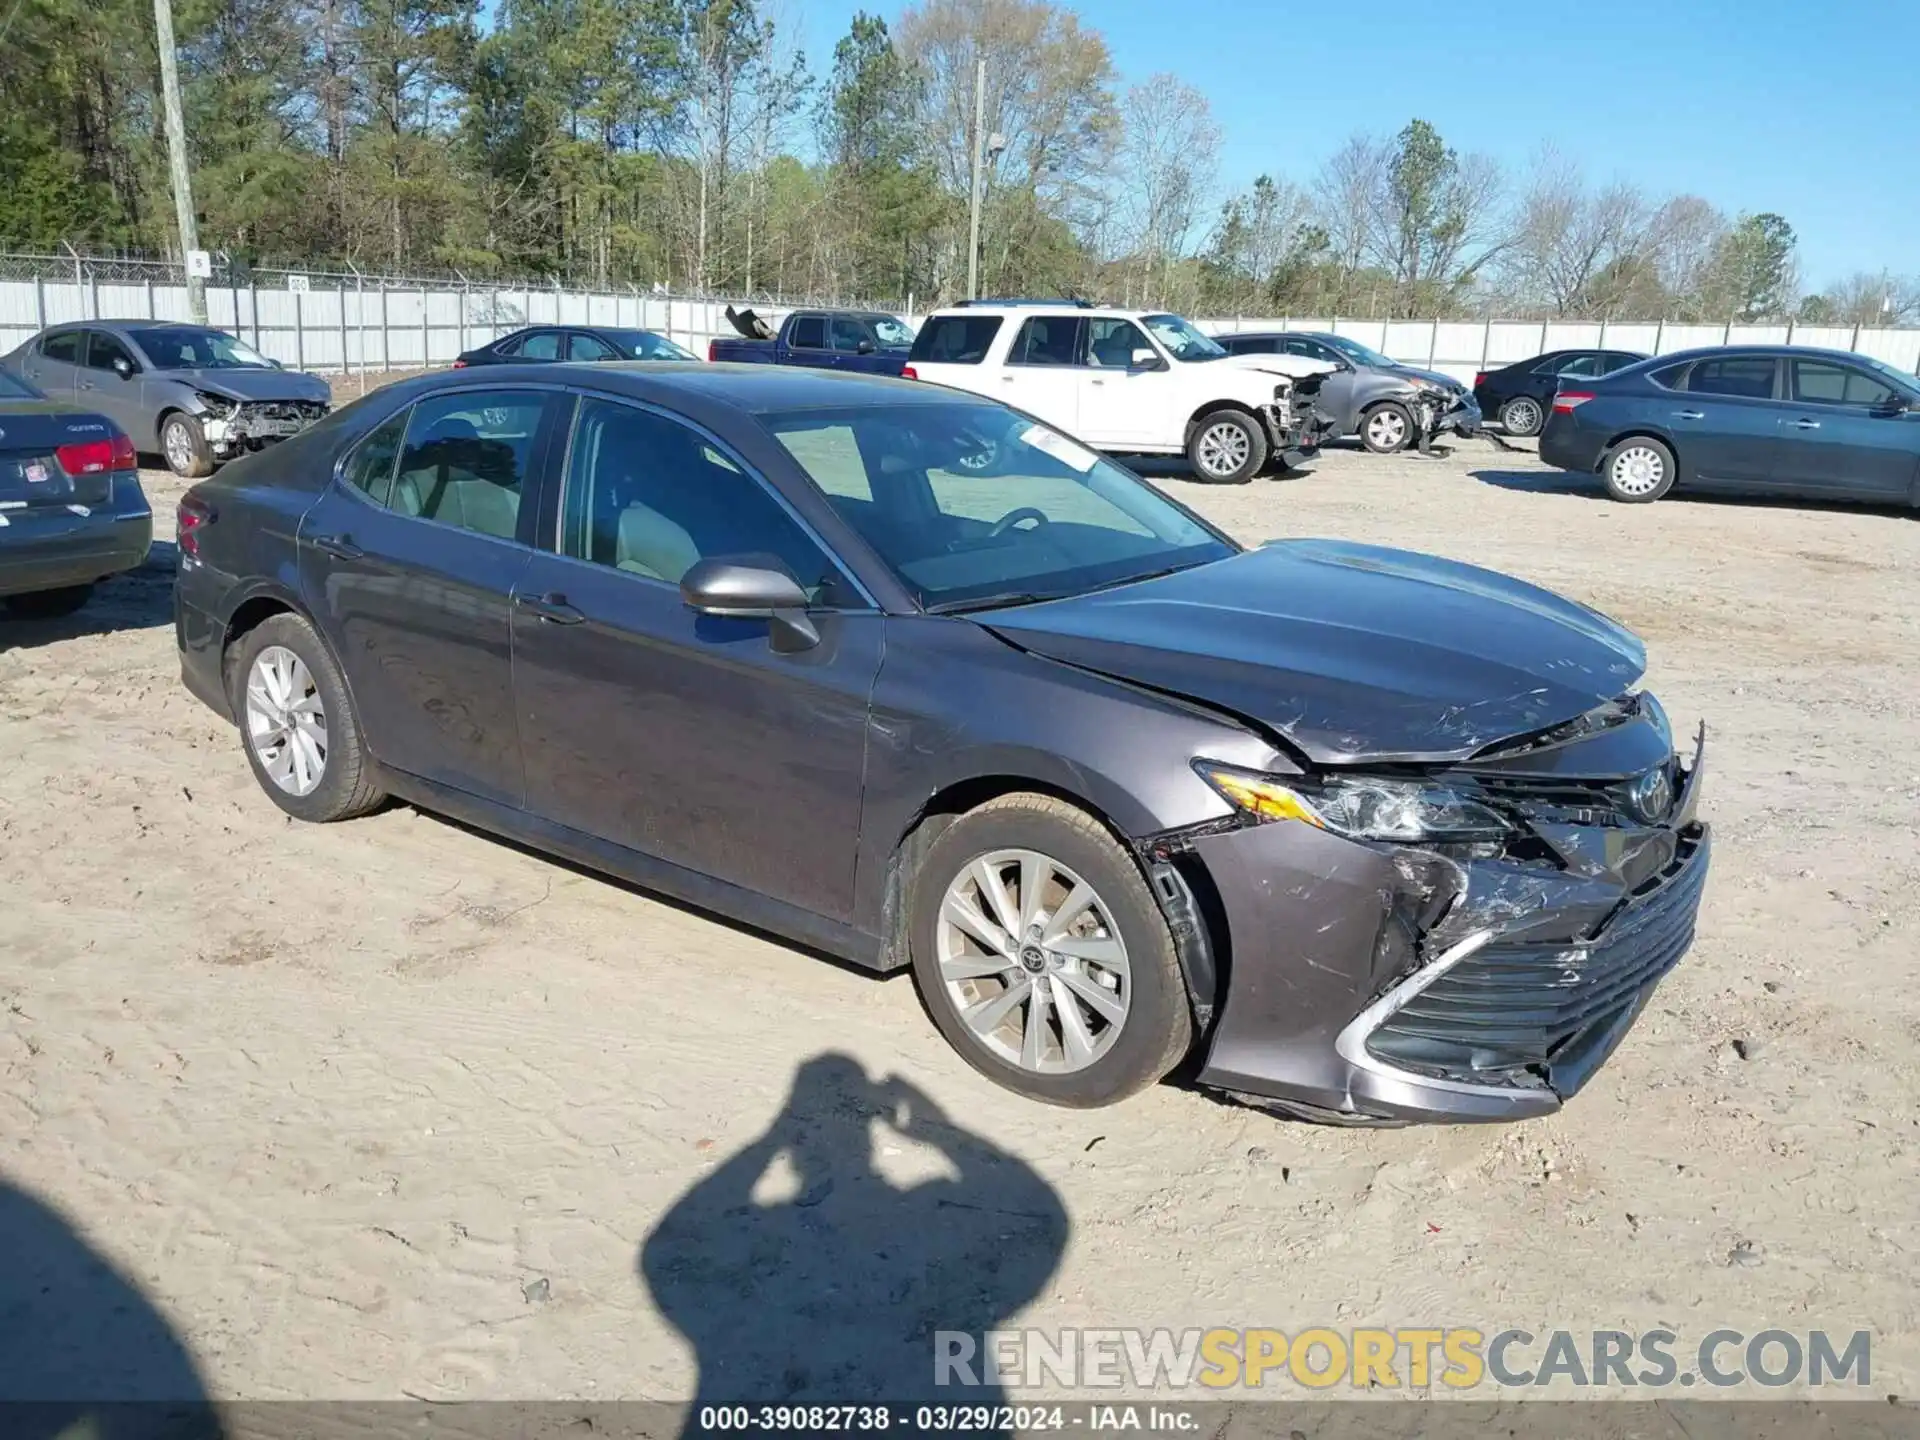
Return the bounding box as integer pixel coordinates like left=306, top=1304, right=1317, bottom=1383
left=1186, top=409, right=1267, bottom=484
left=1498, top=396, right=1544, bottom=437
left=1360, top=401, right=1414, bottom=454
left=1601, top=436, right=1676, bottom=503
left=229, top=613, right=386, bottom=823
left=162, top=411, right=215, bottom=478
left=908, top=794, right=1192, bottom=1108
left=4, top=584, right=94, bottom=618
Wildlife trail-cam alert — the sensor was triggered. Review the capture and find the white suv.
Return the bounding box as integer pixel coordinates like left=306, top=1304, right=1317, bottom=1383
left=903, top=303, right=1335, bottom=483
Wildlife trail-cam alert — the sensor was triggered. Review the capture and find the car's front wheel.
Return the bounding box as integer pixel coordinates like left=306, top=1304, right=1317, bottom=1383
left=1186, top=409, right=1267, bottom=483
left=909, top=794, right=1193, bottom=1108
left=1498, top=396, right=1544, bottom=437
left=162, top=412, right=215, bottom=478
left=1360, top=401, right=1415, bottom=453
left=1601, top=436, right=1676, bottom=503
left=230, top=613, right=386, bottom=823
left=4, top=584, right=94, bottom=619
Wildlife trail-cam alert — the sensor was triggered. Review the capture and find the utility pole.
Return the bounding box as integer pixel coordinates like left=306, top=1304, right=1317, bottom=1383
left=153, top=0, right=207, bottom=323
left=967, top=60, right=986, bottom=301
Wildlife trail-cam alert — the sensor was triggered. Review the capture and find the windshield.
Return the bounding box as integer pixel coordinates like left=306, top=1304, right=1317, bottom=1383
left=135, top=328, right=272, bottom=370
left=1142, top=314, right=1226, bottom=362
left=0, top=370, right=41, bottom=400
left=869, top=315, right=916, bottom=349
left=770, top=401, right=1235, bottom=612
left=604, top=329, right=696, bottom=361
left=1322, top=335, right=1398, bottom=369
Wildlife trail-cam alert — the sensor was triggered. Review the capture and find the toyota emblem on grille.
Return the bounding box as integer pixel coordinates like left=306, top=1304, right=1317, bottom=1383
left=1626, top=766, right=1675, bottom=824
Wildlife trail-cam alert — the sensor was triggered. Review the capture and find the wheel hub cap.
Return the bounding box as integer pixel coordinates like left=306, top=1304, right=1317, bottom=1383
left=1615, top=447, right=1663, bottom=495
left=936, top=848, right=1131, bottom=1075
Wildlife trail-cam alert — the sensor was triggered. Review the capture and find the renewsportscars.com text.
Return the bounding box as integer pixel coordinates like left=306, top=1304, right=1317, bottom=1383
left=934, top=1327, right=1872, bottom=1391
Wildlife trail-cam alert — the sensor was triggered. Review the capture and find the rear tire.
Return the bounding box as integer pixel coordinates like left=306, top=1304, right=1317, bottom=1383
left=1360, top=401, right=1415, bottom=454
left=1498, top=396, right=1544, bottom=437
left=1601, top=436, right=1676, bottom=503
left=1186, top=408, right=1267, bottom=484
left=908, top=793, right=1192, bottom=1108
left=4, top=584, right=94, bottom=619
left=229, top=613, right=386, bottom=823
left=162, top=411, right=215, bottom=478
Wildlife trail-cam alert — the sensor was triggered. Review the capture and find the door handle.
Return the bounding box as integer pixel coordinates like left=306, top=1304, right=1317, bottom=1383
left=310, top=533, right=365, bottom=561
left=515, top=591, right=584, bottom=624
left=1788, top=419, right=1821, bottom=430
left=1672, top=410, right=1705, bottom=420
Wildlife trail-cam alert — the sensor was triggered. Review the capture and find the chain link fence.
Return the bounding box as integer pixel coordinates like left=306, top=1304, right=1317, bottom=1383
left=1, top=248, right=1915, bottom=380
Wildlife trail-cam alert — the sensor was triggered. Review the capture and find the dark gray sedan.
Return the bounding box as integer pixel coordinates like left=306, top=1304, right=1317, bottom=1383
left=2, top=321, right=330, bottom=478
left=174, top=364, right=1708, bottom=1122
left=1218, top=330, right=1481, bottom=452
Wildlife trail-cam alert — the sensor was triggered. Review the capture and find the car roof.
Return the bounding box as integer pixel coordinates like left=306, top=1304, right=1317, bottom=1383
left=397, top=361, right=991, bottom=418
left=925, top=303, right=1153, bottom=321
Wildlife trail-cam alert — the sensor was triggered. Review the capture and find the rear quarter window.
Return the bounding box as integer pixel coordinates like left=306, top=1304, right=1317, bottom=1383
left=908, top=315, right=1004, bottom=365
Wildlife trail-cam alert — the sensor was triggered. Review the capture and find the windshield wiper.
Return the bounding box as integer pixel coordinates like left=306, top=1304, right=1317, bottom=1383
left=926, top=590, right=1062, bottom=615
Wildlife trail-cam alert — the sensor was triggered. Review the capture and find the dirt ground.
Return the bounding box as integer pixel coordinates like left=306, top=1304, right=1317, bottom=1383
left=2, top=430, right=1918, bottom=1409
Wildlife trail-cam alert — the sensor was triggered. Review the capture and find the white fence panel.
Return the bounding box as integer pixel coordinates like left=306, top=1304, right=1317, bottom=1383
left=1660, top=324, right=1728, bottom=350
left=1602, top=322, right=1663, bottom=353
left=1542, top=322, right=1604, bottom=350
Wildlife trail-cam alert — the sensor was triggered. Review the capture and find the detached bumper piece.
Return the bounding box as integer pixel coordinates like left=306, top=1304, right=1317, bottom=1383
left=1354, top=834, right=1708, bottom=1096
left=1413, top=391, right=1482, bottom=452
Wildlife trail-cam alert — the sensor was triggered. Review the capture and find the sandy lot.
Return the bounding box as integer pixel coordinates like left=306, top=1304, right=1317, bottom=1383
left=3, top=430, right=1918, bottom=1414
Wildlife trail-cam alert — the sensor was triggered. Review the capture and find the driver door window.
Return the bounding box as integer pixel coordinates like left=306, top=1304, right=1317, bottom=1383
left=830, top=318, right=870, bottom=353
left=83, top=331, right=138, bottom=373
left=1085, top=318, right=1149, bottom=368
left=568, top=332, right=621, bottom=362
left=1790, top=358, right=1902, bottom=408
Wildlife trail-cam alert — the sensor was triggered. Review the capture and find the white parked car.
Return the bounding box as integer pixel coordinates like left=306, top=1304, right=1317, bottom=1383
left=903, top=302, right=1337, bottom=483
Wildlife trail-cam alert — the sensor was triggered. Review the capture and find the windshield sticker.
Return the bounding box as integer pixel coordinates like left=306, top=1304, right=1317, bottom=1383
left=1022, top=424, right=1098, bottom=473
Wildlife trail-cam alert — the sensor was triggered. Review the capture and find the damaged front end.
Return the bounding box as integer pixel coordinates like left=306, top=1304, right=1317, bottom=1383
left=1151, top=693, right=1709, bottom=1124
left=1403, top=381, right=1482, bottom=454
left=194, top=394, right=330, bottom=458
left=1260, top=376, right=1336, bottom=467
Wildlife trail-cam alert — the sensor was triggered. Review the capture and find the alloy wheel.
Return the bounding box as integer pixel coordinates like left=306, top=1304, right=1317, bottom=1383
left=164, top=421, right=194, bottom=474
left=1503, top=398, right=1542, bottom=434
left=1195, top=421, right=1250, bottom=478
left=245, top=645, right=328, bottom=796
left=936, top=849, right=1131, bottom=1074
left=1365, top=409, right=1408, bottom=450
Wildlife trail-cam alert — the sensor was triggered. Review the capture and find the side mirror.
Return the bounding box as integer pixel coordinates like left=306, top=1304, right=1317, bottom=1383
left=680, top=557, right=819, bottom=652
left=1130, top=348, right=1163, bottom=371
left=110, top=356, right=135, bottom=378
left=856, top=338, right=875, bottom=355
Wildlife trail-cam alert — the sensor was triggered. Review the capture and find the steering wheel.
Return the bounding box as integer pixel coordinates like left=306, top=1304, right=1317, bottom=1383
left=987, top=506, right=1049, bottom=539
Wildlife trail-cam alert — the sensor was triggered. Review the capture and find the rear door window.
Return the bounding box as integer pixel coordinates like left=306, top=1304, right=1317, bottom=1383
left=517, top=331, right=562, bottom=361
left=788, top=316, right=827, bottom=350
left=40, top=331, right=82, bottom=363
left=339, top=411, right=409, bottom=507
left=1223, top=335, right=1278, bottom=355
left=907, top=315, right=1004, bottom=365
left=1007, top=316, right=1083, bottom=367
left=391, top=390, right=549, bottom=541
left=1683, top=357, right=1778, bottom=399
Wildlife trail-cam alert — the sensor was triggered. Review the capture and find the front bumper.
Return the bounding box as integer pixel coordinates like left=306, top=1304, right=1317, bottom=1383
left=0, top=478, right=153, bottom=598
left=202, top=401, right=328, bottom=457
left=1262, top=400, right=1333, bottom=468
left=1169, top=731, right=1709, bottom=1124
left=1419, top=390, right=1481, bottom=441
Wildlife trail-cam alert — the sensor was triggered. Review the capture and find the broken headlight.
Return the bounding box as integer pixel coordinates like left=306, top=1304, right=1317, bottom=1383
left=1194, top=762, right=1514, bottom=844
left=194, top=391, right=238, bottom=418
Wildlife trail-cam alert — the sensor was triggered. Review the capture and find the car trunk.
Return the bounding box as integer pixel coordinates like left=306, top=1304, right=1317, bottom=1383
left=0, top=407, right=121, bottom=513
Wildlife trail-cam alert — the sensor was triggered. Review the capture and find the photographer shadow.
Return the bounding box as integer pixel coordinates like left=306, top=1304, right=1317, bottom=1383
left=639, top=1054, right=1068, bottom=1432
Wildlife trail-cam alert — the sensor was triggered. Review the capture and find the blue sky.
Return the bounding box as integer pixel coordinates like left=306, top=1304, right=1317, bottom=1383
left=793, top=0, right=1920, bottom=288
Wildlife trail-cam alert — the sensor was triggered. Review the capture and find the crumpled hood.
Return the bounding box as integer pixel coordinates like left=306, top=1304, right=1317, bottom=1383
left=981, top=539, right=1646, bottom=764
left=167, top=368, right=330, bottom=403
left=1218, top=352, right=1339, bottom=383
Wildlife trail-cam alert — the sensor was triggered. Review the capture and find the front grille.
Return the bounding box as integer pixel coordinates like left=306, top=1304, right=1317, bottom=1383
left=240, top=400, right=327, bottom=422
left=1366, top=835, right=1709, bottom=1088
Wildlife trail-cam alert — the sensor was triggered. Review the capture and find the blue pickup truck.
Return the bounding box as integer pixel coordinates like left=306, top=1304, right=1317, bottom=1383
left=707, top=306, right=916, bottom=375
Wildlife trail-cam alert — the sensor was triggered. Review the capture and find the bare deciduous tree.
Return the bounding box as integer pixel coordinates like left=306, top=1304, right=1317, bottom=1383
left=1110, top=74, right=1219, bottom=308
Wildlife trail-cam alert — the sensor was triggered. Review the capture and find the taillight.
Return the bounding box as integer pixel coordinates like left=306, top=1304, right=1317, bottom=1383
left=55, top=432, right=136, bottom=475
left=901, top=365, right=919, bottom=380
left=177, top=495, right=213, bottom=558
left=451, top=358, right=468, bottom=369
left=707, top=341, right=718, bottom=362
left=1552, top=391, right=1595, bottom=414
left=1473, top=372, right=1487, bottom=390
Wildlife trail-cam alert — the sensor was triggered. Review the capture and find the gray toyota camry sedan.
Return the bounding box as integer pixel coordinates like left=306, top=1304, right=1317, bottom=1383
left=174, top=364, right=1708, bottom=1123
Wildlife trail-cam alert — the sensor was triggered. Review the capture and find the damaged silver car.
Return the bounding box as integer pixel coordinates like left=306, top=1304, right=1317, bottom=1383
left=1217, top=330, right=1482, bottom=454
left=2, top=322, right=331, bottom=477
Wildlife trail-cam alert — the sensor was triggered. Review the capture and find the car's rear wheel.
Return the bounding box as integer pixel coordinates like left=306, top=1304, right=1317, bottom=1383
left=1360, top=401, right=1414, bottom=454
left=1498, top=396, right=1544, bottom=437
left=1601, top=436, right=1676, bottom=503
left=162, top=412, right=215, bottom=478
left=908, top=794, right=1192, bottom=1108
left=1186, top=409, right=1267, bottom=483
left=230, top=613, right=386, bottom=823
left=4, top=584, right=94, bottom=619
